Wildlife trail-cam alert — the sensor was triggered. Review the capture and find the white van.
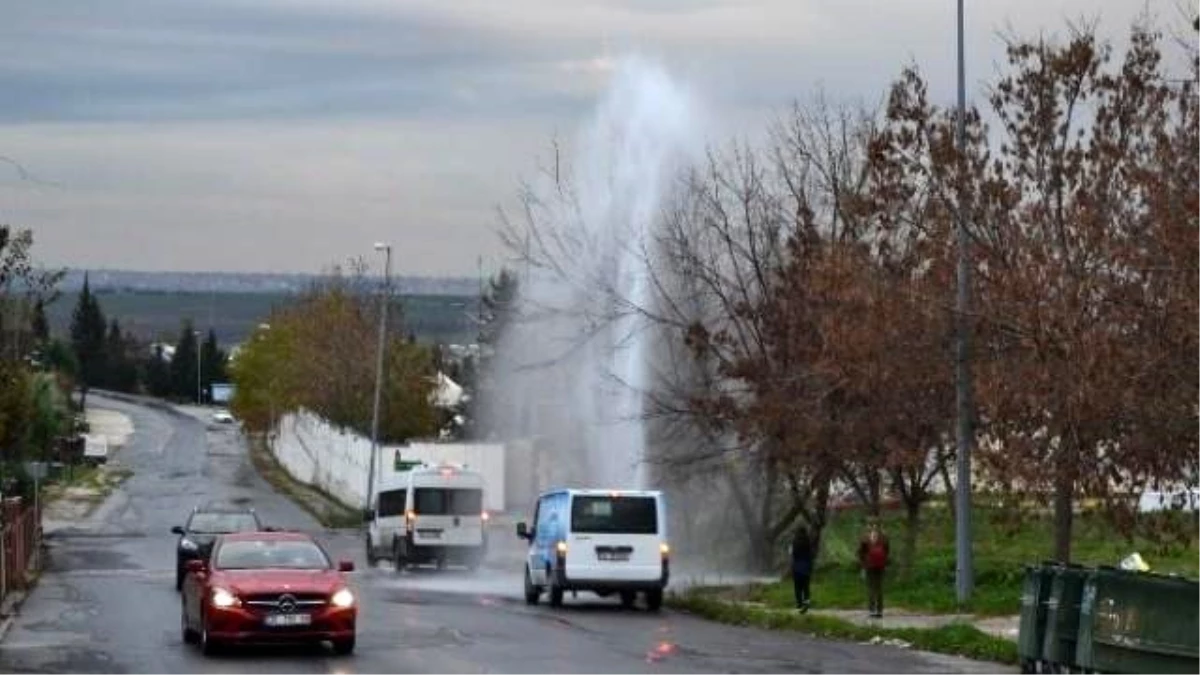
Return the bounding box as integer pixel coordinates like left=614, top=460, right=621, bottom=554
left=516, top=489, right=669, bottom=610
left=366, top=464, right=488, bottom=571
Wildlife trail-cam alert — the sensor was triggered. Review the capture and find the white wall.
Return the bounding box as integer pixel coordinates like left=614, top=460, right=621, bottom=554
left=271, top=410, right=507, bottom=512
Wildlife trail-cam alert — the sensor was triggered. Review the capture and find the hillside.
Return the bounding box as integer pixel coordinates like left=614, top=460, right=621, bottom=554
left=45, top=290, right=480, bottom=347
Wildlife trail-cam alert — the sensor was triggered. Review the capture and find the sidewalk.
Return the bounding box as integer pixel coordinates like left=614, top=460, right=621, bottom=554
left=804, top=607, right=1019, bottom=642
left=41, top=407, right=134, bottom=536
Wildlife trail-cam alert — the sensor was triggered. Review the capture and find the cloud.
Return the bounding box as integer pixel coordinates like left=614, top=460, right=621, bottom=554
left=0, top=0, right=1161, bottom=276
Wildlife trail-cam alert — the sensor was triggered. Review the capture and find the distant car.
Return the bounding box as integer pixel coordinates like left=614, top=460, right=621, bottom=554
left=366, top=463, right=487, bottom=571
left=172, top=506, right=263, bottom=590
left=211, top=409, right=235, bottom=424
left=180, top=531, right=357, bottom=655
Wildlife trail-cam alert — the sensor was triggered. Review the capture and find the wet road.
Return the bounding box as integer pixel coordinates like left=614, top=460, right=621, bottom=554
left=0, top=395, right=1002, bottom=673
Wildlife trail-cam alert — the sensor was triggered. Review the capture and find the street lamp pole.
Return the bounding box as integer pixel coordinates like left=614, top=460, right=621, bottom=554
left=195, top=330, right=203, bottom=405
left=954, top=0, right=975, bottom=606
left=366, top=243, right=392, bottom=515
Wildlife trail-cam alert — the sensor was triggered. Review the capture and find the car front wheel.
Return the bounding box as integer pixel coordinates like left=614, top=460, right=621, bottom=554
left=331, top=637, right=355, bottom=655
left=180, top=603, right=197, bottom=644
left=523, top=566, right=540, bottom=605
left=199, top=608, right=219, bottom=656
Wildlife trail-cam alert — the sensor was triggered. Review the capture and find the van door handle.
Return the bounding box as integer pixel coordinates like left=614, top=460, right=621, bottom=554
left=576, top=536, right=592, bottom=541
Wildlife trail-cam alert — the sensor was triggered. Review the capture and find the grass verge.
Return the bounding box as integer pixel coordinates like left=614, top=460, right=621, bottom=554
left=42, top=464, right=134, bottom=506
left=740, top=502, right=1198, bottom=616
left=247, top=434, right=361, bottom=529
left=668, top=591, right=1018, bottom=665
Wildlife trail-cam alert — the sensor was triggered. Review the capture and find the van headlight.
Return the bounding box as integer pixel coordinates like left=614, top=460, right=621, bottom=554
left=211, top=588, right=238, bottom=609
left=179, top=538, right=199, bottom=552
left=331, top=588, right=355, bottom=608
left=660, top=543, right=670, bottom=558
left=555, top=541, right=568, bottom=555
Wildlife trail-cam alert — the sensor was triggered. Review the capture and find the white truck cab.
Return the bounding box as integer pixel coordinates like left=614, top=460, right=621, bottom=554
left=366, top=463, right=488, bottom=571
left=516, top=489, right=669, bottom=610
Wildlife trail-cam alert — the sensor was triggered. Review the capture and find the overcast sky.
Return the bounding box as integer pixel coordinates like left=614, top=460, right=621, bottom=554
left=0, top=1, right=1159, bottom=277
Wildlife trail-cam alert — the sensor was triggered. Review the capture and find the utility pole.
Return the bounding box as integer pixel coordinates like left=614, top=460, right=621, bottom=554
left=195, top=330, right=203, bottom=405
left=954, top=0, right=975, bottom=606
left=366, top=243, right=393, bottom=516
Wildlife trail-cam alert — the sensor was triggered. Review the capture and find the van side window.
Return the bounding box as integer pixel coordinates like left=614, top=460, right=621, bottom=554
left=378, top=489, right=407, bottom=517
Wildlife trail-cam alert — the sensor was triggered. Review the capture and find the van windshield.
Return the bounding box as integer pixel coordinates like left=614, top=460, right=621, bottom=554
left=571, top=496, right=657, bottom=534
left=414, top=488, right=483, bottom=516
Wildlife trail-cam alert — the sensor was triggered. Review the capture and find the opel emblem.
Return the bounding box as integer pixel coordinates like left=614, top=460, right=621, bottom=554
left=277, top=594, right=297, bottom=613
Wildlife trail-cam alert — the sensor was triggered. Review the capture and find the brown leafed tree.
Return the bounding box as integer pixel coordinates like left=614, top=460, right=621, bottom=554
left=971, top=19, right=1199, bottom=561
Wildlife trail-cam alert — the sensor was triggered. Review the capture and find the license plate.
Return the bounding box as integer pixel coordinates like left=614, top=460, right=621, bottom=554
left=598, top=552, right=629, bottom=562
left=264, top=613, right=311, bottom=627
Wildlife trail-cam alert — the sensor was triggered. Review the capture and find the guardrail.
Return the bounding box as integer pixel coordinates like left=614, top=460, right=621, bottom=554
left=1, top=497, right=42, bottom=605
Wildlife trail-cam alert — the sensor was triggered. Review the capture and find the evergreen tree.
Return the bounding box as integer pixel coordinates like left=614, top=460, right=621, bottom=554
left=31, top=299, right=49, bottom=344
left=170, top=321, right=200, bottom=402
left=104, top=319, right=138, bottom=392
left=69, top=273, right=107, bottom=410
left=142, top=344, right=172, bottom=398
left=200, top=329, right=226, bottom=396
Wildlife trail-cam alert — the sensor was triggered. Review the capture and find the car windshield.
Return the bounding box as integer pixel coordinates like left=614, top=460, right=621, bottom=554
left=187, top=512, right=259, bottom=534
left=571, top=496, right=658, bottom=534
left=214, top=539, right=330, bottom=570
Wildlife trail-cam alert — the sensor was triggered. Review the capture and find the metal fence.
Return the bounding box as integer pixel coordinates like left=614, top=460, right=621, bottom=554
left=1, top=497, right=42, bottom=603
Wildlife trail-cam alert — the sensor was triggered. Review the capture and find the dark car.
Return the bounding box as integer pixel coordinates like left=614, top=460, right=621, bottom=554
left=180, top=531, right=356, bottom=655
left=172, top=506, right=262, bottom=590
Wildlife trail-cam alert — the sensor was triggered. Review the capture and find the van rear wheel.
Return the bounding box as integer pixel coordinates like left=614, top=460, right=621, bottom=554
left=619, top=591, right=636, bottom=609
left=548, top=568, right=564, bottom=608
left=645, top=589, right=663, bottom=612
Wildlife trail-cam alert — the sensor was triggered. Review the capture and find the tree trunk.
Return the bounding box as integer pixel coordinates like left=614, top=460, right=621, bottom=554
left=939, top=455, right=955, bottom=520
left=1053, top=456, right=1075, bottom=563
left=902, top=497, right=920, bottom=578
left=79, top=384, right=89, bottom=414
left=724, top=464, right=773, bottom=573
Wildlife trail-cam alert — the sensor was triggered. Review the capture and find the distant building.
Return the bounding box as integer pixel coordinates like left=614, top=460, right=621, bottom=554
left=149, top=342, right=175, bottom=362
left=211, top=383, right=235, bottom=404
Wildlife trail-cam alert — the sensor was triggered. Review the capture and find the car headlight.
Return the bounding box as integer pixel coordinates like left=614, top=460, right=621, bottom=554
left=179, top=538, right=199, bottom=552
left=211, top=588, right=238, bottom=609
left=331, top=588, right=355, bottom=608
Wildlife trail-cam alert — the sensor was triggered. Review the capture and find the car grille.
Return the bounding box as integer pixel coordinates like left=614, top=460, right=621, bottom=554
left=242, top=592, right=327, bottom=612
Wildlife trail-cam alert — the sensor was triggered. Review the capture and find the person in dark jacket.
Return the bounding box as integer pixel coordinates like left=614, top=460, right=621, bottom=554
left=858, top=518, right=890, bottom=618
left=791, top=526, right=815, bottom=612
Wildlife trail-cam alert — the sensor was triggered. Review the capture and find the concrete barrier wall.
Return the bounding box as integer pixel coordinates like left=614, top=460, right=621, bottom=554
left=271, top=410, right=507, bottom=512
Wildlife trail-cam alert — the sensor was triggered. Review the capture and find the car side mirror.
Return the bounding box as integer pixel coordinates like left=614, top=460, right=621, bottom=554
left=171, top=526, right=185, bottom=535
left=185, top=559, right=207, bottom=575
left=362, top=509, right=374, bottom=524
left=516, top=522, right=530, bottom=540
left=338, top=560, right=355, bottom=572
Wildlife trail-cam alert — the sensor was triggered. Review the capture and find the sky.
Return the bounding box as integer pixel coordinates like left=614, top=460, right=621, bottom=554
left=0, top=0, right=1164, bottom=277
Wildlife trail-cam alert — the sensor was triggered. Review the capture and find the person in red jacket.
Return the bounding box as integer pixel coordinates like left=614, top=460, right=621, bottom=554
left=858, top=518, right=890, bottom=618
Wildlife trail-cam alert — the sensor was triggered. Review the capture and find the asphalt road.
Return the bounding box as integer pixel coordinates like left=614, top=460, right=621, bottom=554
left=0, top=395, right=1003, bottom=673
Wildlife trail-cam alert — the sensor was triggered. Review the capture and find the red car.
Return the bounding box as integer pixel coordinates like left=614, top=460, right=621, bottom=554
left=180, top=531, right=357, bottom=655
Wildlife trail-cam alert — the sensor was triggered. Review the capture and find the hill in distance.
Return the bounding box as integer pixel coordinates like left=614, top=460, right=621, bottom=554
left=46, top=269, right=482, bottom=348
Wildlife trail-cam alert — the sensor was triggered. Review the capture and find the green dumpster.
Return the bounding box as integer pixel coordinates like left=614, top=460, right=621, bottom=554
left=1018, top=562, right=1059, bottom=673
left=1076, top=566, right=1199, bottom=674
left=1041, top=563, right=1089, bottom=671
